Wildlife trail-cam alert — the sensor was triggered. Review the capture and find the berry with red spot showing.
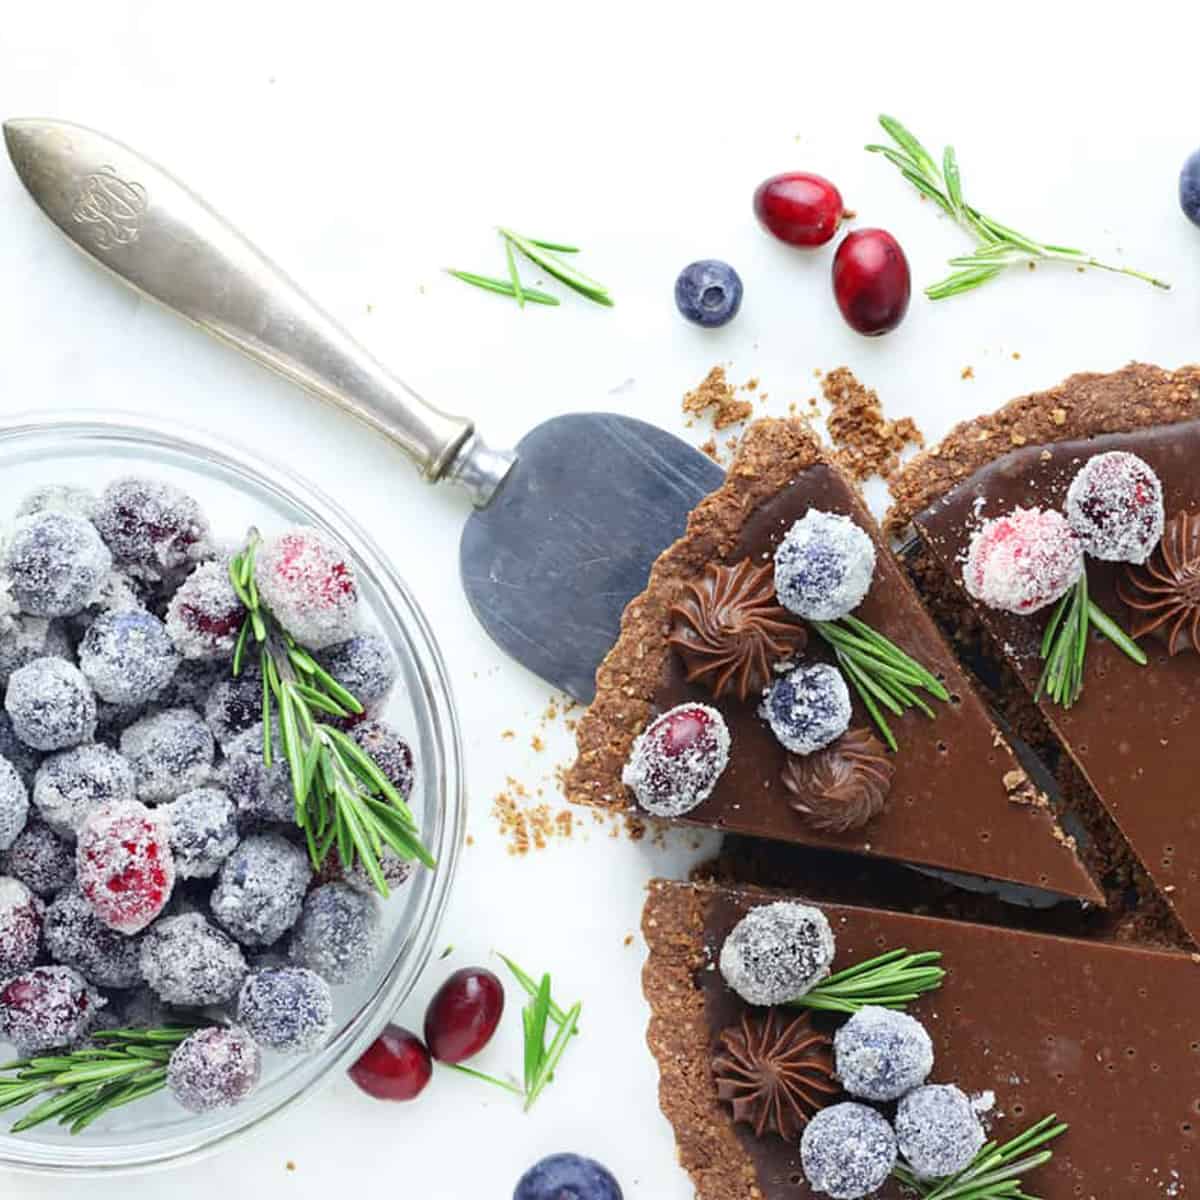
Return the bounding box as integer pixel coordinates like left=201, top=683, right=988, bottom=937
left=93, top=477, right=211, bottom=579
left=964, top=507, right=1084, bottom=615
left=348, top=1024, right=432, bottom=1101
left=0, top=964, right=102, bottom=1054
left=1065, top=450, right=1165, bottom=564
left=254, top=527, right=359, bottom=650
left=166, top=560, right=246, bottom=660
left=621, top=702, right=731, bottom=818
left=75, top=799, right=175, bottom=934
left=167, top=1025, right=261, bottom=1113
left=0, top=877, right=42, bottom=976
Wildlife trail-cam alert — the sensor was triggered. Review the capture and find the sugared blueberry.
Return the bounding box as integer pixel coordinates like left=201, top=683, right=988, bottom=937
left=674, top=259, right=743, bottom=328
left=762, top=663, right=851, bottom=756
left=621, top=702, right=730, bottom=818
left=833, top=1005, right=934, bottom=1101
left=15, top=484, right=98, bottom=522
left=349, top=719, right=415, bottom=800
left=424, top=967, right=505, bottom=1064
left=93, top=477, right=211, bottom=579
left=254, top=527, right=358, bottom=650
left=120, top=708, right=215, bottom=802
left=140, top=911, right=248, bottom=1006
left=288, top=882, right=380, bottom=984
left=0, top=965, right=102, bottom=1054
left=315, top=633, right=397, bottom=707
left=165, top=560, right=246, bottom=660
left=162, top=788, right=239, bottom=879
left=774, top=510, right=876, bottom=621
left=149, top=657, right=226, bottom=714
left=33, top=744, right=137, bottom=838
left=76, top=800, right=175, bottom=934
left=754, top=172, right=845, bottom=247
left=0, top=616, right=72, bottom=687
left=78, top=610, right=180, bottom=706
left=204, top=671, right=264, bottom=749
left=0, top=755, right=29, bottom=850
left=348, top=1024, right=431, bottom=1101
left=236, top=966, right=333, bottom=1054
left=719, top=901, right=835, bottom=1006
left=5, top=658, right=97, bottom=751
left=800, top=1101, right=898, bottom=1199
left=221, top=722, right=294, bottom=823
left=1065, top=450, right=1165, bottom=564
left=0, top=877, right=42, bottom=976
left=2, top=511, right=112, bottom=618
left=1, top=819, right=73, bottom=896
left=894, top=1083, right=985, bottom=1181
left=210, top=833, right=311, bottom=947
left=513, top=1154, right=624, bottom=1200
left=0, top=713, right=41, bottom=788
left=964, top=507, right=1083, bottom=615
left=43, top=886, right=144, bottom=989
left=1181, top=147, right=1200, bottom=228
left=167, top=1025, right=261, bottom=1113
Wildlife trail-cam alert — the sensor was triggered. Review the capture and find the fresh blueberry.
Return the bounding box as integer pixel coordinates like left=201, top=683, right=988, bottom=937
left=674, top=259, right=743, bottom=327
left=514, top=1153, right=623, bottom=1200
left=1181, top=147, right=1200, bottom=228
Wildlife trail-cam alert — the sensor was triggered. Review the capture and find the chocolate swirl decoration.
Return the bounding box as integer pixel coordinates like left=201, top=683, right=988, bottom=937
left=667, top=560, right=808, bottom=702
left=712, top=1008, right=839, bottom=1141
left=781, top=727, right=894, bottom=833
left=1118, top=511, right=1200, bottom=656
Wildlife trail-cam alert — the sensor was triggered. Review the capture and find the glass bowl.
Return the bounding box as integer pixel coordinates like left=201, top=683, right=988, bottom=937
left=0, top=410, right=465, bottom=1174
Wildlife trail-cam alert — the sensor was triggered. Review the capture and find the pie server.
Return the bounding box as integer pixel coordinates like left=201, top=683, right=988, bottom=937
left=3, top=118, right=721, bottom=703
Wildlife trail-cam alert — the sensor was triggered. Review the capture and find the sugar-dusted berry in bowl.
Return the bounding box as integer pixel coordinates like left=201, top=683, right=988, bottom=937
left=0, top=415, right=463, bottom=1172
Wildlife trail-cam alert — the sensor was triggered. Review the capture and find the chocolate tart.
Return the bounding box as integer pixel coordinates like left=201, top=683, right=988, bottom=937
left=890, top=363, right=1200, bottom=945
left=567, top=418, right=1101, bottom=905
left=643, top=877, right=1200, bottom=1199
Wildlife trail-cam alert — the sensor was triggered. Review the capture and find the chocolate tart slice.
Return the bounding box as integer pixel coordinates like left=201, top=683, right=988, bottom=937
left=567, top=418, right=1101, bottom=905
left=643, top=877, right=1199, bottom=1199
left=891, top=363, right=1200, bottom=944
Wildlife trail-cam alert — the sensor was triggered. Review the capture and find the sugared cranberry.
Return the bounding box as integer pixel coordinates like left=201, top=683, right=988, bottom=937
left=621, top=702, right=731, bottom=819
left=424, top=968, right=505, bottom=1064
left=75, top=800, right=175, bottom=934
left=753, top=172, right=844, bottom=247
left=348, top=1024, right=432, bottom=1101
left=1065, top=451, right=1165, bottom=564
left=964, top=508, right=1083, bottom=615
left=832, top=229, right=911, bottom=336
left=254, top=528, right=359, bottom=651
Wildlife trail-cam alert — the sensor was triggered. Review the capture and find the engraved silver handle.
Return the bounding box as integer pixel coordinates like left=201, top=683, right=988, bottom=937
left=3, top=118, right=513, bottom=507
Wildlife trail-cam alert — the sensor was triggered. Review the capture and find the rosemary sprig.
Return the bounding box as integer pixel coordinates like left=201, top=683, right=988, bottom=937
left=785, top=948, right=945, bottom=1015
left=228, top=533, right=435, bottom=896
left=1035, top=575, right=1147, bottom=709
left=812, top=615, right=949, bottom=752
left=867, top=115, right=1169, bottom=299
left=893, top=1114, right=1068, bottom=1199
left=445, top=955, right=581, bottom=1111
left=0, top=1026, right=202, bottom=1135
left=449, top=230, right=612, bottom=308
left=445, top=270, right=559, bottom=306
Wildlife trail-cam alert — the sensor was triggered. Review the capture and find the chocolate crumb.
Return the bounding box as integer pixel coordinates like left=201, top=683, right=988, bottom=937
left=823, top=366, right=924, bottom=481
left=531, top=734, right=545, bottom=752
left=962, top=366, right=975, bottom=381
left=682, top=367, right=753, bottom=431
left=285, top=1161, right=296, bottom=1173
left=699, top=438, right=719, bottom=461
left=624, top=933, right=634, bottom=947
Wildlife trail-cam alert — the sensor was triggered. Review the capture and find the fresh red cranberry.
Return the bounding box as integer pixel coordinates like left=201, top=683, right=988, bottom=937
left=348, top=1025, right=432, bottom=1101
left=424, top=968, right=505, bottom=1064
left=753, top=172, right=844, bottom=247
left=832, top=229, right=911, bottom=335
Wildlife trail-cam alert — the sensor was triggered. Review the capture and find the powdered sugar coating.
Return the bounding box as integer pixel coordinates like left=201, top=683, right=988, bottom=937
left=774, top=510, right=876, bottom=622
left=288, top=882, right=381, bottom=984
left=621, top=703, right=731, bottom=818
left=152, top=658, right=225, bottom=714
left=79, top=610, right=180, bottom=706
left=762, top=663, right=851, bottom=755
left=166, top=560, right=245, bottom=660
left=341, top=846, right=414, bottom=894
left=0, top=877, right=42, bottom=976
left=163, top=788, right=239, bottom=879
left=2, top=511, right=112, bottom=617
left=800, top=1101, right=898, bottom=1199
left=93, top=477, right=211, bottom=579
left=1065, top=450, right=1165, bottom=564
left=0, top=965, right=103, bottom=1054
left=210, top=833, right=311, bottom=947
left=0, top=713, right=41, bottom=788
left=6, top=658, right=97, bottom=751
left=315, top=633, right=397, bottom=707
left=0, top=755, right=29, bottom=850
left=0, top=616, right=72, bottom=687
left=140, top=912, right=248, bottom=1005
left=167, top=1025, right=261, bottom=1113
left=204, top=671, right=264, bottom=749
left=16, top=485, right=98, bottom=523
left=33, top=745, right=137, bottom=838
left=120, top=708, right=215, bottom=802
left=43, top=886, right=143, bottom=989
left=222, top=722, right=294, bottom=823
left=834, top=1005, right=934, bottom=1101
left=718, top=901, right=835, bottom=1006
left=349, top=719, right=415, bottom=800
left=1, top=819, right=73, bottom=896
left=894, top=1083, right=985, bottom=1181
left=254, top=527, right=359, bottom=650
left=964, top=507, right=1083, bottom=615
left=76, top=800, right=175, bottom=934
left=237, top=966, right=333, bottom=1053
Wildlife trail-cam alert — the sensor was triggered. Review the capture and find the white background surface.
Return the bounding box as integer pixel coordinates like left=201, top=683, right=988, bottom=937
left=2, top=3, right=1200, bottom=1195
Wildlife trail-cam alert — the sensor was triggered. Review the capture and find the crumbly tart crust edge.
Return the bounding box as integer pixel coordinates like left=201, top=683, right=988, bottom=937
left=885, top=361, right=1200, bottom=533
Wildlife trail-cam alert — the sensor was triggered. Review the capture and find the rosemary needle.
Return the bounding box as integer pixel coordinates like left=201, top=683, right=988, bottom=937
left=446, top=269, right=559, bottom=305
left=785, top=948, right=946, bottom=1014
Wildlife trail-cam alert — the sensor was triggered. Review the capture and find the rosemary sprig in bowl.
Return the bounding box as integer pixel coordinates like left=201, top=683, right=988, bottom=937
left=785, top=948, right=946, bottom=1015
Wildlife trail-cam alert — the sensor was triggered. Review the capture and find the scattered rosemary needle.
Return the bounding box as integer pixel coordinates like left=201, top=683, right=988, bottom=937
left=785, top=948, right=945, bottom=1014
left=867, top=114, right=1169, bottom=299
left=449, top=230, right=612, bottom=308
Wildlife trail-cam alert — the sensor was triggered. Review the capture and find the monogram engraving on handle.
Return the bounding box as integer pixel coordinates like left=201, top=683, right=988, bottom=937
left=71, top=166, right=147, bottom=250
